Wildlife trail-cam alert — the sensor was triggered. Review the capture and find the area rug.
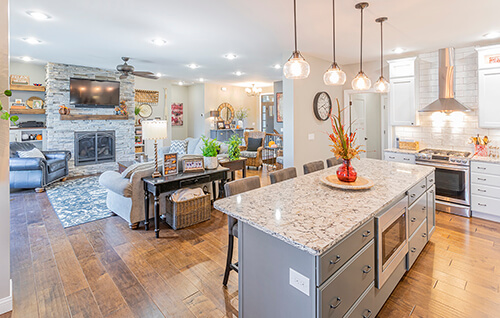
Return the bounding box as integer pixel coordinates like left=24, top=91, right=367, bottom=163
left=46, top=176, right=114, bottom=228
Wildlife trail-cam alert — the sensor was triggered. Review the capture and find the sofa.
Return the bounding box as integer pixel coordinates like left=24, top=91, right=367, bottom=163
left=161, top=137, right=230, bottom=162
left=10, top=142, right=71, bottom=189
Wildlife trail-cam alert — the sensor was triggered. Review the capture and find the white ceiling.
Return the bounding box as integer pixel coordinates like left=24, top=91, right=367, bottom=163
left=9, top=0, right=500, bottom=85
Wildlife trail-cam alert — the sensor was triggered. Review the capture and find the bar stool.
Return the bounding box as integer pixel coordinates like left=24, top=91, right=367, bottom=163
left=303, top=160, right=325, bottom=174
left=326, top=157, right=343, bottom=168
left=269, top=167, right=297, bottom=184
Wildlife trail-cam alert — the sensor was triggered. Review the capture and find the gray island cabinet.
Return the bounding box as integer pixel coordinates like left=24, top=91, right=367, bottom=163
left=214, top=158, right=435, bottom=318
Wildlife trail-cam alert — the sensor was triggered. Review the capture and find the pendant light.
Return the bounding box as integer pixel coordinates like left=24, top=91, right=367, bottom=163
left=283, top=0, right=310, bottom=79
left=323, top=0, right=346, bottom=85
left=352, top=2, right=371, bottom=90
left=374, top=17, right=390, bottom=93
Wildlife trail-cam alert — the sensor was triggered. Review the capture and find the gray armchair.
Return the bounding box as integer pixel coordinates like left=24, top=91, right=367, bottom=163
left=9, top=142, right=71, bottom=189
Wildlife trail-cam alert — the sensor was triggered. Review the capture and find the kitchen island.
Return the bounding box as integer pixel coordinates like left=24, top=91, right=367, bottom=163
left=214, top=158, right=435, bottom=318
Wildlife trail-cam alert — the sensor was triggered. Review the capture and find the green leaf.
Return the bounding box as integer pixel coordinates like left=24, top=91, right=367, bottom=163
left=3, top=90, right=11, bottom=97
left=0, top=112, right=9, bottom=120
left=0, top=103, right=3, bottom=111
left=10, top=115, right=19, bottom=123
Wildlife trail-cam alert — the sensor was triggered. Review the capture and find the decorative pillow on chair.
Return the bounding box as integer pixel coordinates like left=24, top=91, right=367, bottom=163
left=17, top=148, right=46, bottom=159
left=170, top=140, right=188, bottom=155
left=247, top=138, right=262, bottom=152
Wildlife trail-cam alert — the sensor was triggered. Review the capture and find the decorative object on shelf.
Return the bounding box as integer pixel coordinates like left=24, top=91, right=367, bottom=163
left=327, top=99, right=365, bottom=182
left=209, top=110, right=219, bottom=129
left=320, top=174, right=374, bottom=190
left=134, top=105, right=141, bottom=116
left=59, top=105, right=70, bottom=115
left=33, top=83, right=42, bottom=86
left=138, top=103, right=153, bottom=118
left=171, top=103, right=183, bottom=126
left=235, top=107, right=248, bottom=128
left=15, top=99, right=22, bottom=104
left=283, top=0, right=310, bottom=79
left=21, top=133, right=29, bottom=141
left=374, top=17, right=390, bottom=93
left=115, top=100, right=128, bottom=116
left=276, top=92, right=283, bottom=123
left=36, top=134, right=43, bottom=140
left=32, top=99, right=43, bottom=109
left=245, top=84, right=262, bottom=97
left=352, top=2, right=371, bottom=91
left=163, top=153, right=178, bottom=176
left=200, top=136, right=220, bottom=169
left=183, top=157, right=205, bottom=173
left=217, top=121, right=225, bottom=129
left=225, top=123, right=230, bottom=129
left=324, top=0, right=346, bottom=86
left=228, top=134, right=242, bottom=161
left=313, top=91, right=332, bottom=121
left=10, top=75, right=29, bottom=85
left=142, top=119, right=168, bottom=178
left=134, top=89, right=159, bottom=104
left=398, top=140, right=419, bottom=151
left=470, top=134, right=489, bottom=157
left=217, top=102, right=234, bottom=123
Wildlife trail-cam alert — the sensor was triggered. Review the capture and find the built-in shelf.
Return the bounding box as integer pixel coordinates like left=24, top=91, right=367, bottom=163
left=9, top=84, right=46, bottom=92
left=60, top=114, right=129, bottom=121
left=10, top=108, right=46, bottom=115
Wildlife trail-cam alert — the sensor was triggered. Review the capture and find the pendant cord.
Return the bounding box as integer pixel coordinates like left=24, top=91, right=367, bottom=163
left=332, top=0, right=336, bottom=63
left=294, top=0, right=298, bottom=53
left=380, top=21, right=383, bottom=77
left=360, top=6, right=364, bottom=73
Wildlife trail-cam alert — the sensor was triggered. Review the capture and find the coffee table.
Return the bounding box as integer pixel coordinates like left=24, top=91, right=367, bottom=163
left=219, top=157, right=247, bottom=180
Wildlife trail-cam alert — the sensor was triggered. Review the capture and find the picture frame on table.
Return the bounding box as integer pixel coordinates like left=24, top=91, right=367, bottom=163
left=163, top=153, right=178, bottom=176
left=217, top=121, right=225, bottom=129
left=183, top=157, right=205, bottom=173
left=225, top=123, right=230, bottom=129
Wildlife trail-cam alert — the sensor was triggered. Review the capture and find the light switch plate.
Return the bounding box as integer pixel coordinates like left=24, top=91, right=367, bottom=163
left=308, top=133, right=315, bottom=140
left=289, top=268, right=309, bottom=296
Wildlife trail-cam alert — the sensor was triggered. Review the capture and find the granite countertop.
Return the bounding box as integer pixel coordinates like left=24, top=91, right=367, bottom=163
left=471, top=156, right=500, bottom=164
left=214, top=158, right=434, bottom=256
left=384, top=148, right=419, bottom=154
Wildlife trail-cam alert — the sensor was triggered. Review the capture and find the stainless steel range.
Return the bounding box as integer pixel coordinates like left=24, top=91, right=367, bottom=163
left=415, top=148, right=471, bottom=217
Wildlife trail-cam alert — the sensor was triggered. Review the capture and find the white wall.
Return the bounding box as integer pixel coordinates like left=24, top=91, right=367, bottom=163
left=10, top=61, right=45, bottom=83
left=0, top=0, right=11, bottom=313
left=170, top=85, right=189, bottom=140
left=187, top=83, right=205, bottom=138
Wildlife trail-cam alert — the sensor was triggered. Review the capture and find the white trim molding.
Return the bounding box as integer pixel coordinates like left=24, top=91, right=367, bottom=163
left=0, top=279, right=12, bottom=314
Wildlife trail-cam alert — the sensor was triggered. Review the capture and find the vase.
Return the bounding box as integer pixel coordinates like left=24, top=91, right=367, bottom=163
left=204, top=156, right=219, bottom=170
left=336, top=159, right=357, bottom=183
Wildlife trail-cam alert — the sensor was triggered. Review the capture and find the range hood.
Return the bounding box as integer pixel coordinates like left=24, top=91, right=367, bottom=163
left=419, top=48, right=471, bottom=113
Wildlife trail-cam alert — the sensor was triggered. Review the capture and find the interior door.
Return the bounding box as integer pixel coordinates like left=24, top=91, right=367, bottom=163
left=350, top=95, right=367, bottom=158
left=261, top=94, right=275, bottom=133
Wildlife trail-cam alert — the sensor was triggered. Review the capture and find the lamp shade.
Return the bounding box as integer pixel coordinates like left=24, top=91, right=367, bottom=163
left=283, top=53, right=310, bottom=79
left=352, top=71, right=372, bottom=90
left=374, top=76, right=390, bottom=93
left=209, top=111, right=219, bottom=118
left=324, top=63, right=346, bottom=85
left=142, top=120, right=168, bottom=140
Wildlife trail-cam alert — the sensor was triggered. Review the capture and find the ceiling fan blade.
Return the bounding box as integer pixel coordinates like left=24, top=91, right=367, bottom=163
left=132, top=71, right=159, bottom=80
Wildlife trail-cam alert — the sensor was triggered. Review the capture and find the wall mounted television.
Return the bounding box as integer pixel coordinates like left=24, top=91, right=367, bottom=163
left=70, top=78, right=120, bottom=108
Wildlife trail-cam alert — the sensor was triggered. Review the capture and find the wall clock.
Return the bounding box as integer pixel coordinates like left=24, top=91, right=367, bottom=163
left=313, top=91, right=332, bottom=121
left=138, top=103, right=153, bottom=118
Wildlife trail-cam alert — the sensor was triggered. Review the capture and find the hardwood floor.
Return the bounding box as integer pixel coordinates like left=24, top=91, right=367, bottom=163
left=8, top=167, right=500, bottom=317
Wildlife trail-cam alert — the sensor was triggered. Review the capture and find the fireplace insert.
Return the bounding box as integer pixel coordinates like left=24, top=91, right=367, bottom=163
left=74, top=131, right=115, bottom=166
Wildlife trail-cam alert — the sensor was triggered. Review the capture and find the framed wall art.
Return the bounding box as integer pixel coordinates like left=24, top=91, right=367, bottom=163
left=171, top=103, right=183, bottom=126
left=276, top=92, right=283, bottom=123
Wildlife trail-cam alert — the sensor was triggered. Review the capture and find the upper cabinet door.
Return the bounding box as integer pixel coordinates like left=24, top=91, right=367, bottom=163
left=479, top=68, right=500, bottom=128
left=388, top=58, right=416, bottom=78
left=390, top=76, right=416, bottom=126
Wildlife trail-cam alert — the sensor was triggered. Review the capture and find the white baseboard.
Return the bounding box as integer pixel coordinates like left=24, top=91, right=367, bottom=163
left=0, top=280, right=12, bottom=315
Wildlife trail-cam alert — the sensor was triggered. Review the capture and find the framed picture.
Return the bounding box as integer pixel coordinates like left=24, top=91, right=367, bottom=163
left=163, top=153, right=178, bottom=176
left=225, top=123, right=230, bottom=129
left=171, top=103, right=183, bottom=126
left=183, top=157, right=205, bottom=173
left=217, top=121, right=225, bottom=129
left=32, top=100, right=43, bottom=109
left=276, top=92, right=283, bottom=123
left=10, top=75, right=29, bottom=85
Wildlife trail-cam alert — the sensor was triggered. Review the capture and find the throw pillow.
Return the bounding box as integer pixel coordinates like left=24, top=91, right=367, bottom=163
left=170, top=140, right=188, bottom=155
left=121, top=161, right=154, bottom=179
left=247, top=137, right=262, bottom=152
left=17, top=148, right=46, bottom=159
left=193, top=138, right=205, bottom=156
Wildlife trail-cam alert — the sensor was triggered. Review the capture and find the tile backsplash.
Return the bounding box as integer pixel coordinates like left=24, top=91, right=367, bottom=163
left=394, top=46, right=499, bottom=152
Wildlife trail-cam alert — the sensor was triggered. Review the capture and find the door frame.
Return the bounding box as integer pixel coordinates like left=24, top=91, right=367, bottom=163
left=260, top=93, right=273, bottom=132
left=343, top=89, right=390, bottom=159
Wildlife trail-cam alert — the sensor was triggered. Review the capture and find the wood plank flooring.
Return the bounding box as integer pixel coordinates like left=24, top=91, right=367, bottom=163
left=8, top=167, right=500, bottom=317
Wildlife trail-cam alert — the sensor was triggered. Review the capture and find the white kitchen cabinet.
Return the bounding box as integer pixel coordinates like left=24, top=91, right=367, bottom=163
left=388, top=58, right=417, bottom=126
left=384, top=151, right=415, bottom=164
left=477, top=45, right=500, bottom=128
left=9, top=128, right=47, bottom=150
left=471, top=160, right=500, bottom=222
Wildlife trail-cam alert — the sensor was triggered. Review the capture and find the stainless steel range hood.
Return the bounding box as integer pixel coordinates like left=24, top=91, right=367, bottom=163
left=419, top=48, right=471, bottom=113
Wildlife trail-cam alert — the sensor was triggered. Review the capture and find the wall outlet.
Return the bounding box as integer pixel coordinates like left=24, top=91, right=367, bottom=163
left=308, top=133, right=315, bottom=140
left=289, top=268, right=310, bottom=296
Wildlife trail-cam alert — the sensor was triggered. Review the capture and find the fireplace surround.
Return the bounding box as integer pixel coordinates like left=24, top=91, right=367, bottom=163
left=74, top=131, right=116, bottom=166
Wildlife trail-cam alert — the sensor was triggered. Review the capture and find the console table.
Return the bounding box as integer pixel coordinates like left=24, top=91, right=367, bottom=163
left=143, top=166, right=229, bottom=237
left=210, top=129, right=244, bottom=142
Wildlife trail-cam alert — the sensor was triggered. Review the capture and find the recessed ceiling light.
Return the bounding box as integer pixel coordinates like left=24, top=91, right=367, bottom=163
left=221, top=87, right=227, bottom=92
left=224, top=53, right=237, bottom=60
left=198, top=78, right=205, bottom=82
left=483, top=31, right=500, bottom=39
left=234, top=71, right=244, bottom=76
left=156, top=73, right=162, bottom=77
left=187, top=63, right=199, bottom=69
left=22, top=37, right=42, bottom=44
left=151, top=38, right=167, bottom=46
left=26, top=11, right=51, bottom=20
left=392, top=47, right=405, bottom=54
left=272, top=64, right=281, bottom=69
left=178, top=81, right=184, bottom=86
left=20, top=56, right=33, bottom=62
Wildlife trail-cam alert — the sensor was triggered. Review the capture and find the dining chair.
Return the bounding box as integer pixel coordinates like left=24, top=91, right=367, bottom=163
left=303, top=160, right=325, bottom=174
left=269, top=167, right=297, bottom=184
left=326, top=157, right=343, bottom=168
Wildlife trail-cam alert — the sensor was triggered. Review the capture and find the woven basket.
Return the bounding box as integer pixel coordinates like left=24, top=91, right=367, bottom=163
left=165, top=193, right=211, bottom=230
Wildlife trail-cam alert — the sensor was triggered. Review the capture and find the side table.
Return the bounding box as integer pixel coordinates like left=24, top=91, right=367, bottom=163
left=219, top=157, right=247, bottom=181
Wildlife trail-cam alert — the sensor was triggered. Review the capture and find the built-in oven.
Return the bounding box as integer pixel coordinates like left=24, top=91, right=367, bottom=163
left=375, top=196, right=408, bottom=288
left=416, top=161, right=470, bottom=217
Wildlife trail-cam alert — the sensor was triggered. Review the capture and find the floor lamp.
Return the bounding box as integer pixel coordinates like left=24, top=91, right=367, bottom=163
left=142, top=119, right=168, bottom=178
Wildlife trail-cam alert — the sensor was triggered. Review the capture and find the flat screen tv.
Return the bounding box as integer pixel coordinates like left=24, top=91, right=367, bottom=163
left=70, top=78, right=120, bottom=108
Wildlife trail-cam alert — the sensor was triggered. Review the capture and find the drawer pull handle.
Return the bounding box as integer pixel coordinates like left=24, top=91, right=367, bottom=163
left=411, top=217, right=417, bottom=222
left=430, top=190, right=434, bottom=194
left=478, top=178, right=487, bottom=181
left=329, top=255, right=341, bottom=265
left=422, top=233, right=427, bottom=238
left=362, top=309, right=373, bottom=318
left=362, top=265, right=372, bottom=274
left=330, top=297, right=342, bottom=309
left=478, top=189, right=487, bottom=193
left=422, top=206, right=426, bottom=211
left=478, top=203, right=487, bottom=207
left=477, top=167, right=486, bottom=170
left=410, top=194, right=416, bottom=198
left=421, top=184, right=426, bottom=189
left=429, top=179, right=434, bottom=183
left=389, top=156, right=395, bottom=159
left=411, top=247, right=417, bottom=253
left=362, top=230, right=371, bottom=238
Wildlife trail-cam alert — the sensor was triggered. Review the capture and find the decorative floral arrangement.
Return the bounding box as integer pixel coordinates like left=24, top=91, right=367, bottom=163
left=0, top=89, right=18, bottom=123
left=59, top=105, right=70, bottom=115
left=227, top=134, right=242, bottom=161
left=328, top=99, right=365, bottom=160
left=235, top=107, right=249, bottom=121
left=200, top=136, right=220, bottom=157
left=115, top=100, right=128, bottom=116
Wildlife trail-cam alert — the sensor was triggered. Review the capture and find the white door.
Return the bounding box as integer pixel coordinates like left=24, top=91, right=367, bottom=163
left=350, top=95, right=367, bottom=158
left=479, top=68, right=500, bottom=128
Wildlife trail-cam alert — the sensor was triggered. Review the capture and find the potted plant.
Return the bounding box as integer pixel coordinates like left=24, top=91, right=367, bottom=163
left=0, top=89, right=18, bottom=123
left=235, top=107, right=249, bottom=129
left=200, top=136, right=220, bottom=169
left=328, top=99, right=365, bottom=182
left=227, top=134, right=242, bottom=161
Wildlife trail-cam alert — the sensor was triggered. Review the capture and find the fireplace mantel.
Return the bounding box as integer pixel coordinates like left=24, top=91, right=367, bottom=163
left=60, top=114, right=129, bottom=120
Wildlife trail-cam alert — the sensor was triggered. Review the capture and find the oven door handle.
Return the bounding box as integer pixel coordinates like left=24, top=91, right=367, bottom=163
left=416, top=161, right=469, bottom=172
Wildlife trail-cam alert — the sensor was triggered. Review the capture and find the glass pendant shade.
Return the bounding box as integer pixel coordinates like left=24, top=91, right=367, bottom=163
left=374, top=76, right=390, bottom=93
left=352, top=71, right=371, bottom=90
left=323, top=63, right=346, bottom=85
left=283, top=52, right=310, bottom=79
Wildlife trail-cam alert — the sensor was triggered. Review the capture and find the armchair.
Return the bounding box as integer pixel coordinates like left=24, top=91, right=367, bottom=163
left=239, top=131, right=266, bottom=169
left=9, top=142, right=71, bottom=190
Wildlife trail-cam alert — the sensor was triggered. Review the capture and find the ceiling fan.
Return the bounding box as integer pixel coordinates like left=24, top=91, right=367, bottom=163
left=116, top=57, right=159, bottom=80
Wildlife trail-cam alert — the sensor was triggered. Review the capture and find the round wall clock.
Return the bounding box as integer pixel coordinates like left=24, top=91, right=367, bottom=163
left=313, top=91, right=332, bottom=121
left=138, top=103, right=153, bottom=118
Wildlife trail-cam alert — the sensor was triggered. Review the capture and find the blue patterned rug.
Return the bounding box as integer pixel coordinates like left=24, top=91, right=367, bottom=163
left=46, top=176, right=114, bottom=228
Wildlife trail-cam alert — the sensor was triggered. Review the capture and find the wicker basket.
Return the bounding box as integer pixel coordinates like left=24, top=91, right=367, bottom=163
left=165, top=192, right=211, bottom=230
left=399, top=141, right=420, bottom=151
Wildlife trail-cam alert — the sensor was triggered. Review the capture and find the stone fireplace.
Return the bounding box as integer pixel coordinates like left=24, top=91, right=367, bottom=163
left=74, top=131, right=116, bottom=166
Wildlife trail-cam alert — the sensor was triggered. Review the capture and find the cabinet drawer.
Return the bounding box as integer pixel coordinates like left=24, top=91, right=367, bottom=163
left=408, top=219, right=428, bottom=269
left=318, top=219, right=374, bottom=285
left=427, top=186, right=436, bottom=239
left=319, top=241, right=374, bottom=318
left=472, top=161, right=500, bottom=176
left=384, top=152, right=415, bottom=164
left=426, top=172, right=435, bottom=188
left=471, top=172, right=500, bottom=187
left=408, top=178, right=427, bottom=205
left=409, top=195, right=426, bottom=237
left=471, top=195, right=500, bottom=216
left=344, top=283, right=374, bottom=318
left=471, top=183, right=500, bottom=199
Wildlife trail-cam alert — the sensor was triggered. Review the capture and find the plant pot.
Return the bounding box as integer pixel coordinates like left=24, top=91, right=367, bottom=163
left=204, top=156, right=218, bottom=170
left=336, top=159, right=357, bottom=183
